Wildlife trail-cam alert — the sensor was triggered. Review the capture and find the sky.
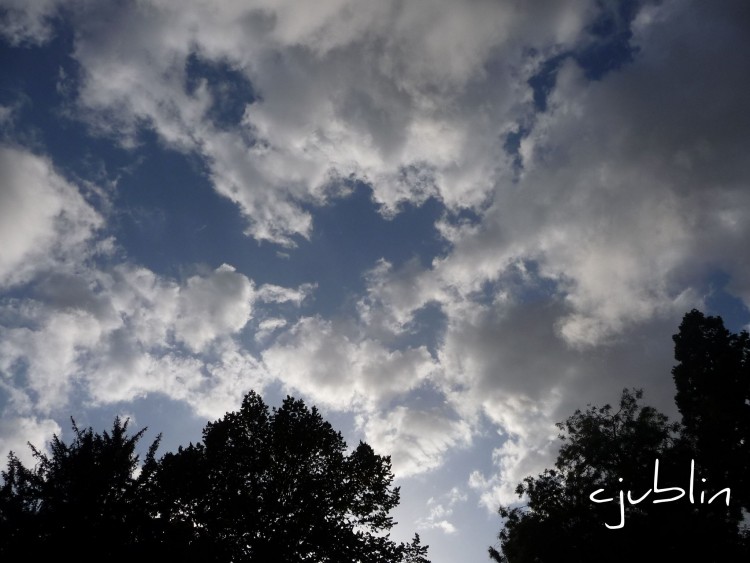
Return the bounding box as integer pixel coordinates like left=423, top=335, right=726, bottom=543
left=1, top=0, right=749, bottom=561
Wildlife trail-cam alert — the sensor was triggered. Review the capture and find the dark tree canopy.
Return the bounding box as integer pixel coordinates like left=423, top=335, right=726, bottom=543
left=0, top=392, right=429, bottom=563
left=490, top=310, right=750, bottom=562
left=672, top=309, right=750, bottom=514
left=0, top=417, right=161, bottom=561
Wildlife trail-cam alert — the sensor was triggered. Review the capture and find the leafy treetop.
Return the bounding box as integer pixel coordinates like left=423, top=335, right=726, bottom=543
left=0, top=392, right=429, bottom=563
left=490, top=310, right=750, bottom=562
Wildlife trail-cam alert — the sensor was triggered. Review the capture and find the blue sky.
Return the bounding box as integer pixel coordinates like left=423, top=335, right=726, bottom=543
left=1, top=1, right=749, bottom=561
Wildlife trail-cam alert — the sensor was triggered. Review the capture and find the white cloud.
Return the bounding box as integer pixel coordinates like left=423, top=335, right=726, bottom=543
left=469, top=436, right=561, bottom=511
left=0, top=416, right=60, bottom=468
left=263, top=316, right=437, bottom=412
left=174, top=264, right=255, bottom=352
left=255, top=317, right=288, bottom=343
left=356, top=405, right=472, bottom=478
left=256, top=282, right=315, bottom=305
left=10, top=0, right=598, bottom=246
left=206, top=0, right=750, bottom=499
left=451, top=0, right=750, bottom=349
left=0, top=146, right=104, bottom=289
left=416, top=487, right=467, bottom=535
left=0, top=263, right=282, bottom=419
left=190, top=341, right=269, bottom=419
left=100, top=263, right=257, bottom=354
left=426, top=519, right=456, bottom=535
left=81, top=337, right=269, bottom=422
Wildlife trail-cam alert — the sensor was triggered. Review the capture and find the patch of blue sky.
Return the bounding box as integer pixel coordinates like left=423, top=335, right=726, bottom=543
left=471, top=259, right=560, bottom=309
left=0, top=16, right=74, bottom=108
left=108, top=131, right=263, bottom=277
left=527, top=53, right=568, bottom=113
left=0, top=20, right=131, bottom=181
left=510, top=0, right=642, bottom=168
left=296, top=185, right=448, bottom=316
left=0, top=40, right=261, bottom=286
left=573, top=0, right=641, bottom=80
left=109, top=119, right=447, bottom=319
left=502, top=124, right=530, bottom=176
left=392, top=301, right=448, bottom=359
left=383, top=380, right=450, bottom=416
left=115, top=174, right=450, bottom=320
left=703, top=270, right=750, bottom=332
left=184, top=51, right=257, bottom=131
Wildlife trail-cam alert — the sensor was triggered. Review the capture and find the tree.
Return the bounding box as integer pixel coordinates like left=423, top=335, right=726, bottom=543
left=0, top=391, right=430, bottom=563
left=0, top=417, right=161, bottom=561
left=490, top=310, right=750, bottom=562
left=153, top=391, right=427, bottom=562
left=672, top=309, right=750, bottom=514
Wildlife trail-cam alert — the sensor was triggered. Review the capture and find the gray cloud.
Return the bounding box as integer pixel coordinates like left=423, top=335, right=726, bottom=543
left=0, top=0, right=59, bottom=45
left=337, top=0, right=750, bottom=502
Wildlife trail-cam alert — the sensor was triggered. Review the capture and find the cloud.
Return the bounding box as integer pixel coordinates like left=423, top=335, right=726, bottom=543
left=454, top=0, right=750, bottom=348
left=356, top=405, right=472, bottom=478
left=316, top=0, right=750, bottom=483
left=417, top=487, right=467, bottom=535
left=0, top=416, right=61, bottom=467
left=174, top=264, right=255, bottom=352
left=256, top=282, right=315, bottom=305
left=358, top=259, right=445, bottom=333
left=0, top=263, right=282, bottom=421
left=99, top=263, right=256, bottom=354
left=85, top=338, right=269, bottom=421
left=0, top=146, right=104, bottom=289
left=263, top=316, right=437, bottom=412
left=345, top=0, right=750, bottom=353
left=351, top=0, right=750, bottom=381
left=0, top=0, right=60, bottom=45
left=254, top=317, right=288, bottom=343
left=10, top=0, right=600, bottom=247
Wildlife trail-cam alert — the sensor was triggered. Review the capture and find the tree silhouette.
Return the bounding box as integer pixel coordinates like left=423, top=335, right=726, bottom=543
left=0, top=417, right=161, bottom=561
left=0, top=392, right=430, bottom=563
left=672, top=309, right=750, bottom=514
left=490, top=311, right=750, bottom=562
left=153, top=391, right=427, bottom=562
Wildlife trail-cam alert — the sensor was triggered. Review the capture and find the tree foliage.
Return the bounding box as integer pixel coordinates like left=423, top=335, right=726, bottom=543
left=490, top=310, right=750, bottom=562
left=672, top=309, right=750, bottom=514
left=0, top=417, right=161, bottom=561
left=0, top=392, right=429, bottom=563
